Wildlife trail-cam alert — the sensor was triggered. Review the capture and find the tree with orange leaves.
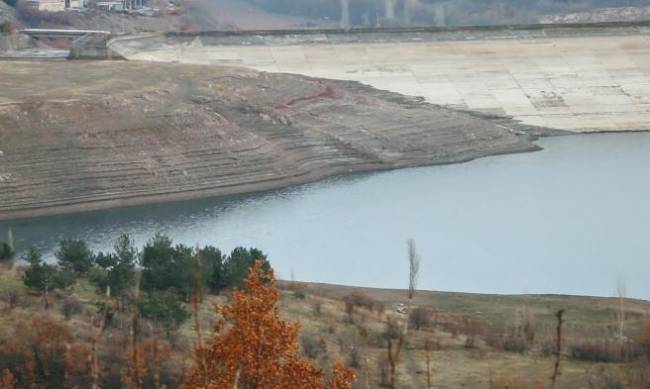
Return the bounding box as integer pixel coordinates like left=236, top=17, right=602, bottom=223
left=184, top=260, right=355, bottom=389
left=330, top=362, right=356, bottom=389
left=0, top=369, right=15, bottom=389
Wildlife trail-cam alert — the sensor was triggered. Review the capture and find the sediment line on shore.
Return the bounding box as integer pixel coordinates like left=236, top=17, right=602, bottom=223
left=0, top=60, right=549, bottom=221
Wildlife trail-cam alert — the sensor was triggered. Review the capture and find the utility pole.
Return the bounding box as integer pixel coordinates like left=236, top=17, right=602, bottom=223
left=384, top=0, right=395, bottom=21
left=434, top=2, right=446, bottom=27
left=340, top=0, right=350, bottom=30
left=403, top=0, right=417, bottom=25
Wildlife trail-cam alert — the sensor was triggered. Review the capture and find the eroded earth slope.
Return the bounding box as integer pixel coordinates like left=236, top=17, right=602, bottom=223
left=0, top=61, right=541, bottom=220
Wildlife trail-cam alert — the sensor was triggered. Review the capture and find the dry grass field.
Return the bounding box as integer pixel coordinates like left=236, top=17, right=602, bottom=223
left=2, top=261, right=650, bottom=388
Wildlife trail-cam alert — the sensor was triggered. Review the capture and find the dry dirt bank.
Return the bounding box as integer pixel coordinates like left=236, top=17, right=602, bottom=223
left=0, top=60, right=546, bottom=221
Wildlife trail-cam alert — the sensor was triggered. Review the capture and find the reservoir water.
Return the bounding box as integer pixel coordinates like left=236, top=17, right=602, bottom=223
left=2, top=133, right=650, bottom=299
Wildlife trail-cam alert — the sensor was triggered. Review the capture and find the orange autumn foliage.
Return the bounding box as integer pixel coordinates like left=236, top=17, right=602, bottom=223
left=123, top=337, right=174, bottom=389
left=638, top=321, right=650, bottom=352
left=184, top=261, right=355, bottom=389
left=0, top=316, right=89, bottom=389
left=329, top=362, right=356, bottom=389
left=0, top=369, right=15, bottom=389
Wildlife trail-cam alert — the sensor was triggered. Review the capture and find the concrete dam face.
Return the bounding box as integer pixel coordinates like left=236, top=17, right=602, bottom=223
left=111, top=25, right=650, bottom=133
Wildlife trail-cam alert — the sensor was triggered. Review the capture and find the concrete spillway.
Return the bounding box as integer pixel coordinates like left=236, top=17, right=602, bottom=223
left=111, top=24, right=650, bottom=132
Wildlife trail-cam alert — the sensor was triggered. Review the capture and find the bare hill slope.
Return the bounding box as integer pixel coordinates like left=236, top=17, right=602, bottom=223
left=0, top=61, right=541, bottom=220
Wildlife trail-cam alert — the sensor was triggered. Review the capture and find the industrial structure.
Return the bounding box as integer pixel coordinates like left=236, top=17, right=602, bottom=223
left=24, top=0, right=147, bottom=12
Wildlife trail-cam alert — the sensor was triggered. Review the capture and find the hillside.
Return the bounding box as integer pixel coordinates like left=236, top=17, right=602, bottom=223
left=1, top=261, right=649, bottom=388
left=0, top=0, right=330, bottom=34
left=0, top=60, right=542, bottom=220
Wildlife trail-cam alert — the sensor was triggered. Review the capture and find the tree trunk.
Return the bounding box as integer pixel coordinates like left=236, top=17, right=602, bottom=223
left=551, top=310, right=564, bottom=388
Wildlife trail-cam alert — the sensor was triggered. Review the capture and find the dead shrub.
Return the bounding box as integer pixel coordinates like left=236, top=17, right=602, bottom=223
left=584, top=364, right=644, bottom=389
left=293, top=289, right=307, bottom=300
left=638, top=321, right=650, bottom=356
left=463, top=319, right=482, bottom=349
left=344, top=301, right=356, bottom=323
left=2, top=289, right=18, bottom=311
left=301, top=334, right=326, bottom=360
left=343, top=291, right=376, bottom=312
left=312, top=300, right=323, bottom=316
left=486, top=332, right=529, bottom=354
left=346, top=346, right=361, bottom=369
left=538, top=337, right=556, bottom=357
left=409, top=306, right=433, bottom=330
left=569, top=339, right=641, bottom=363
left=16, top=3, right=73, bottom=27
left=383, top=318, right=401, bottom=342
left=502, top=334, right=529, bottom=354
left=0, top=316, right=78, bottom=388
left=61, top=298, right=83, bottom=320
left=0, top=22, right=14, bottom=35
left=378, top=358, right=390, bottom=387
left=490, top=374, right=548, bottom=389
left=374, top=302, right=386, bottom=317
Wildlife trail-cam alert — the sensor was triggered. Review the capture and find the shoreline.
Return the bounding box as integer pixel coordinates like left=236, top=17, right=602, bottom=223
left=0, top=61, right=546, bottom=223
left=285, top=280, right=650, bottom=304
left=5, top=128, right=648, bottom=223
left=0, top=143, right=542, bottom=222
left=4, top=20, right=650, bottom=222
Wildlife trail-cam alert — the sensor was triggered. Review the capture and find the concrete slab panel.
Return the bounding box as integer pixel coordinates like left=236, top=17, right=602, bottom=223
left=121, top=32, right=650, bottom=132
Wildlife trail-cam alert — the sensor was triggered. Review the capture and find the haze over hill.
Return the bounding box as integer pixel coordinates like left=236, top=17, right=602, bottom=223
left=3, top=0, right=650, bottom=34
left=240, top=0, right=650, bottom=28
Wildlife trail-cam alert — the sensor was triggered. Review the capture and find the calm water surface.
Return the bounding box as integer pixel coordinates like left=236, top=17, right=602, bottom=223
left=2, top=133, right=650, bottom=299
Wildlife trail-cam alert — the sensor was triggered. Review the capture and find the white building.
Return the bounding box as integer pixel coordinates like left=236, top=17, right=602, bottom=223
left=67, top=0, right=85, bottom=9
left=96, top=0, right=123, bottom=11
left=25, top=0, right=65, bottom=12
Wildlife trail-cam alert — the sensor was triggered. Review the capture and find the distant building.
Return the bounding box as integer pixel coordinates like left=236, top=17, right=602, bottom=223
left=25, top=0, right=65, bottom=12
left=26, top=0, right=146, bottom=12
left=96, top=0, right=123, bottom=11
left=66, top=0, right=85, bottom=9
left=25, top=0, right=85, bottom=11
left=96, top=0, right=146, bottom=11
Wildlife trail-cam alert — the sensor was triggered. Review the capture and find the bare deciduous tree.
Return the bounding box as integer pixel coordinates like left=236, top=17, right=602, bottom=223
left=124, top=272, right=144, bottom=389
left=407, top=239, right=420, bottom=303
left=424, top=339, right=433, bottom=389
left=386, top=239, right=420, bottom=388
left=616, top=277, right=627, bottom=340
left=550, top=309, right=564, bottom=389
left=7, top=228, right=13, bottom=254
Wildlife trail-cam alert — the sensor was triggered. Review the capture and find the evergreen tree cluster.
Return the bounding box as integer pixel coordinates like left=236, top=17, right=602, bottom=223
left=21, top=234, right=271, bottom=333
left=23, top=247, right=76, bottom=293
left=0, top=241, right=13, bottom=261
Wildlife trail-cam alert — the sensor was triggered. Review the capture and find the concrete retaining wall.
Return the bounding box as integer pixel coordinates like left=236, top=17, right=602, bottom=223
left=69, top=34, right=124, bottom=60
left=110, top=22, right=650, bottom=133
left=0, top=33, right=36, bottom=52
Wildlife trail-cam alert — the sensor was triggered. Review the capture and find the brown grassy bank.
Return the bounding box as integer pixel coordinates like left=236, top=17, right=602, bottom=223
left=1, top=263, right=650, bottom=388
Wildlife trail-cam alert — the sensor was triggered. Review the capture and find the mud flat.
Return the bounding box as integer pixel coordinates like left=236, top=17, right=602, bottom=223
left=0, top=61, right=544, bottom=221
left=111, top=23, right=650, bottom=132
